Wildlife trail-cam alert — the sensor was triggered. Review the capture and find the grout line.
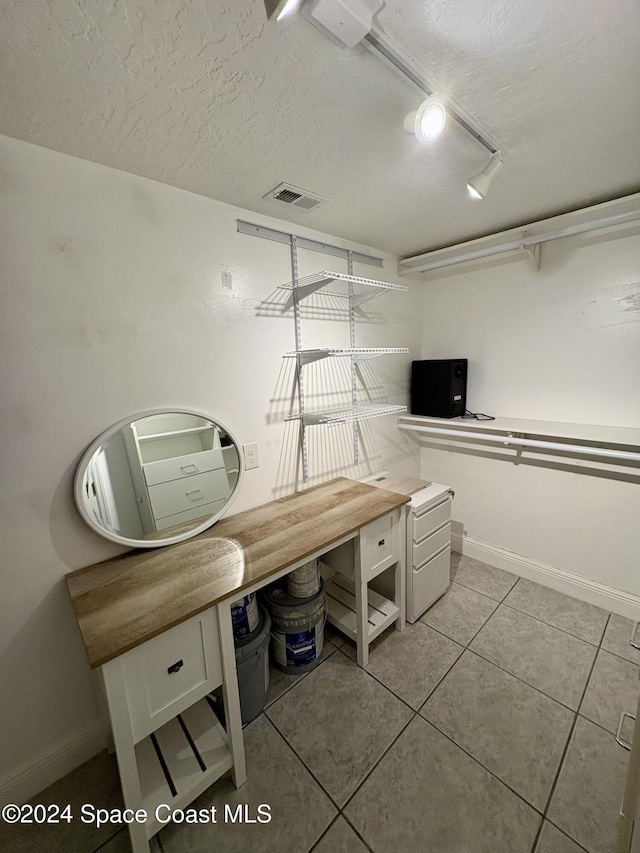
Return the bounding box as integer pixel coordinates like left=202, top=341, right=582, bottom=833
left=418, top=614, right=589, bottom=716
left=339, top=710, right=418, bottom=813
left=500, top=599, right=607, bottom=648
left=417, top=713, right=546, bottom=820
left=341, top=812, right=376, bottom=853
left=335, top=636, right=461, bottom=716
left=91, top=828, right=128, bottom=852
left=533, top=637, right=601, bottom=851
left=305, top=814, right=343, bottom=853
left=466, top=642, right=589, bottom=715
left=261, top=714, right=344, bottom=812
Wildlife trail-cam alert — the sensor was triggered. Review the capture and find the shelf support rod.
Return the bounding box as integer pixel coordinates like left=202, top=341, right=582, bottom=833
left=397, top=423, right=640, bottom=463
left=348, top=250, right=359, bottom=466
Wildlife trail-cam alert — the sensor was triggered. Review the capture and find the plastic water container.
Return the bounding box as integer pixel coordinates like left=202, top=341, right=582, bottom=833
left=263, top=582, right=325, bottom=675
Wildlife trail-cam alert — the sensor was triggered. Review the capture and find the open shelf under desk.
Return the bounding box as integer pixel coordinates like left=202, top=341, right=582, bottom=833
left=324, top=575, right=400, bottom=644
left=135, top=697, right=232, bottom=837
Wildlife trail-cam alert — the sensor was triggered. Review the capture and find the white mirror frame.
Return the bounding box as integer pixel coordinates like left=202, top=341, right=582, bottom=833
left=74, top=408, right=244, bottom=549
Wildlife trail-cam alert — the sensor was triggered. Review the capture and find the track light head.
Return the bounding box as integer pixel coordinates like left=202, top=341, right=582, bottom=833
left=467, top=152, right=503, bottom=199
left=403, top=95, right=446, bottom=143
left=263, top=0, right=300, bottom=21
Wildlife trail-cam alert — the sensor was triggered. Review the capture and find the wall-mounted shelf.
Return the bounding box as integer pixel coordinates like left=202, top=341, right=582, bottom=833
left=290, top=404, right=408, bottom=427
left=279, top=270, right=408, bottom=309
left=284, top=347, right=409, bottom=366
left=397, top=414, right=640, bottom=464
left=398, top=192, right=640, bottom=276
left=283, top=262, right=409, bottom=481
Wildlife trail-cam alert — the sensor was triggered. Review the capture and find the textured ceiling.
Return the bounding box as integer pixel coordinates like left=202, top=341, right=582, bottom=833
left=1, top=0, right=639, bottom=257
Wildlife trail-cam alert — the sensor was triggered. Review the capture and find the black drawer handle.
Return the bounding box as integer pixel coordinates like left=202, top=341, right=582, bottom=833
left=378, top=538, right=385, bottom=547
left=167, top=659, right=184, bottom=675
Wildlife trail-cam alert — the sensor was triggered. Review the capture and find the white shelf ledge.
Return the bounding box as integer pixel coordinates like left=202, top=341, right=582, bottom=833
left=325, top=576, right=400, bottom=644
left=284, top=347, right=410, bottom=365
left=398, top=415, right=640, bottom=463
left=279, top=270, right=409, bottom=308
left=291, top=404, right=408, bottom=426
left=135, top=697, right=232, bottom=837
left=398, top=193, right=640, bottom=275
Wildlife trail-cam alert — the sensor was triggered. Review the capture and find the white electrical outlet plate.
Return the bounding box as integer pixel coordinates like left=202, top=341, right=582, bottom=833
left=243, top=443, right=259, bottom=470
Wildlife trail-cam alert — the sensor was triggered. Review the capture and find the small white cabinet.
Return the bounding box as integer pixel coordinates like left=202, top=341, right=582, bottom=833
left=407, top=483, right=453, bottom=623
left=99, top=604, right=245, bottom=853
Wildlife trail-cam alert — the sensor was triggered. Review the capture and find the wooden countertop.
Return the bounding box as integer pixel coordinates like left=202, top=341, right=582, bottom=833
left=66, top=477, right=409, bottom=668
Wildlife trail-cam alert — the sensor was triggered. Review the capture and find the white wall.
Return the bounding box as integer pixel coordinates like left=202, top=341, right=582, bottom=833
left=416, top=231, right=640, bottom=612
left=0, top=134, right=423, bottom=803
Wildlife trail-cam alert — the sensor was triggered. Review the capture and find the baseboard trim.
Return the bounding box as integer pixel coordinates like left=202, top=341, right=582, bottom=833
left=452, top=534, right=640, bottom=620
left=0, top=721, right=106, bottom=806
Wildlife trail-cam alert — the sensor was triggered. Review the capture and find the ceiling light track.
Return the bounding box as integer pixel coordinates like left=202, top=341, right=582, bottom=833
left=363, top=29, right=499, bottom=158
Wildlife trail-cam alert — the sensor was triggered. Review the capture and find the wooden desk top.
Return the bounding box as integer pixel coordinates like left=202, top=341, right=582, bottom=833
left=66, top=477, right=409, bottom=668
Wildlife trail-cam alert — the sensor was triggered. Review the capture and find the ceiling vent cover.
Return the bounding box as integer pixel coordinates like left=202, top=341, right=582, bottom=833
left=264, top=182, right=330, bottom=212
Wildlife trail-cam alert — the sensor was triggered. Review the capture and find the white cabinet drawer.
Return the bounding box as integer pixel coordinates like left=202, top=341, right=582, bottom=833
left=148, top=469, right=231, bottom=519
left=413, top=522, right=451, bottom=569
left=118, top=609, right=223, bottom=743
left=413, top=497, right=451, bottom=543
left=360, top=510, right=399, bottom=580
left=143, top=448, right=225, bottom=486
left=411, top=545, right=451, bottom=621
left=154, top=498, right=226, bottom=531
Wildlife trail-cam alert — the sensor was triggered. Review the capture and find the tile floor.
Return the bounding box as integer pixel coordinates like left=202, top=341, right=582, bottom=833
left=2, top=554, right=639, bottom=853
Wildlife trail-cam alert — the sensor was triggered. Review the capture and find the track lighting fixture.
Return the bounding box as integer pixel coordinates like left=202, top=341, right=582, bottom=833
left=403, top=95, right=446, bottom=143
left=263, top=0, right=300, bottom=21
left=467, top=152, right=504, bottom=199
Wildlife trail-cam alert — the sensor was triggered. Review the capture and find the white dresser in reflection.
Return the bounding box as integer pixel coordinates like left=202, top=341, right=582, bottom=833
left=128, top=414, right=239, bottom=532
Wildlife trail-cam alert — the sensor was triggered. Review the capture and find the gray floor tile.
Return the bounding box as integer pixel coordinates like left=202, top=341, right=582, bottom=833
left=265, top=652, right=412, bottom=807
left=345, top=716, right=541, bottom=853
left=93, top=831, right=162, bottom=852
left=311, top=817, right=369, bottom=853
left=264, top=641, right=336, bottom=708
left=470, top=605, right=597, bottom=709
left=580, top=649, right=640, bottom=734
left=547, top=716, right=629, bottom=853
left=450, top=553, right=518, bottom=601
left=0, top=751, right=123, bottom=853
left=535, top=821, right=588, bottom=853
left=324, top=622, right=347, bottom=649
left=504, top=578, right=609, bottom=645
left=159, top=715, right=336, bottom=853
left=421, top=650, right=574, bottom=811
left=419, top=581, right=498, bottom=646
left=341, top=621, right=463, bottom=709
left=602, top=613, right=640, bottom=665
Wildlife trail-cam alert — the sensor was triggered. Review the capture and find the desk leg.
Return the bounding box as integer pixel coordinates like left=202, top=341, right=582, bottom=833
left=101, top=658, right=150, bottom=853
left=218, top=601, right=247, bottom=788
left=355, top=546, right=369, bottom=668
left=394, top=505, right=407, bottom=633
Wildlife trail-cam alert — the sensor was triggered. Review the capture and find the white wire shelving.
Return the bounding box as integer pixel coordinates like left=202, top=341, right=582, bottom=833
left=282, top=262, right=409, bottom=480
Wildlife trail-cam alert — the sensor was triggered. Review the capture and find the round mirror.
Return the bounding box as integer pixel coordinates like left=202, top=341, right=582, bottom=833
left=74, top=409, right=243, bottom=548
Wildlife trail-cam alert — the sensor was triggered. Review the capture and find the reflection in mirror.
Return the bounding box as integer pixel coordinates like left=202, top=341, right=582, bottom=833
left=75, top=411, right=243, bottom=548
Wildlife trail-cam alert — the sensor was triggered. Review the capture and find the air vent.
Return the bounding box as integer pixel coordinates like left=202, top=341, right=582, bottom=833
left=263, top=182, right=330, bottom=212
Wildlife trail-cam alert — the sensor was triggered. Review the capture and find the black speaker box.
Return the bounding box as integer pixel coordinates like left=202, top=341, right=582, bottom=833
left=411, top=359, right=468, bottom=418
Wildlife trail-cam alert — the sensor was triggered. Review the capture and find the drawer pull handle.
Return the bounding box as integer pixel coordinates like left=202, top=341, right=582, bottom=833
left=180, top=464, right=199, bottom=475
left=185, top=490, right=205, bottom=502
left=630, top=622, right=640, bottom=650
left=378, top=539, right=385, bottom=547
left=167, top=660, right=184, bottom=675
left=616, top=711, right=635, bottom=750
